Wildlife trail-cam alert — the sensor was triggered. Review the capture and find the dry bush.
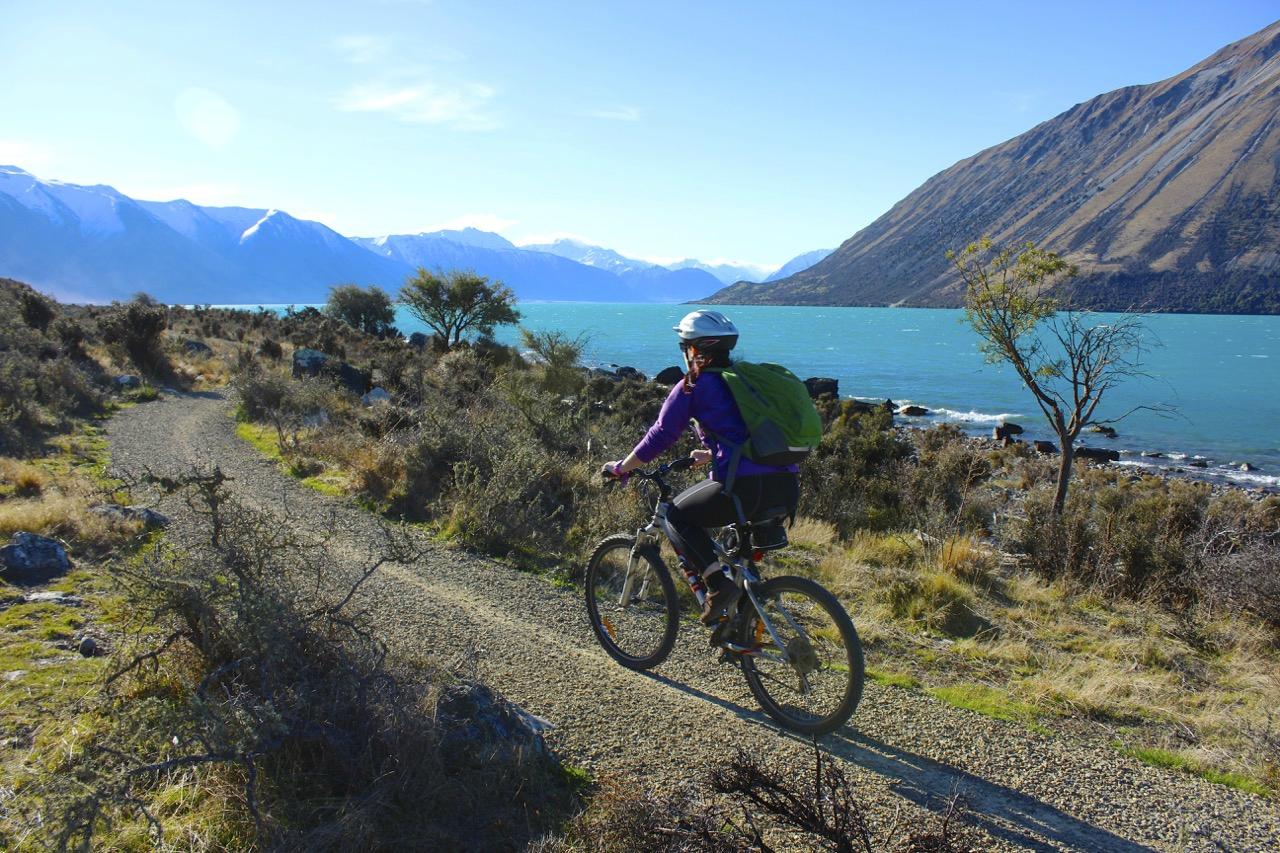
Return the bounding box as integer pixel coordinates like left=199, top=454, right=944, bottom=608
left=1003, top=472, right=1280, bottom=622
left=901, top=425, right=996, bottom=535
left=801, top=410, right=913, bottom=535
left=0, top=281, right=107, bottom=454
left=552, top=746, right=977, bottom=853
left=38, top=470, right=575, bottom=850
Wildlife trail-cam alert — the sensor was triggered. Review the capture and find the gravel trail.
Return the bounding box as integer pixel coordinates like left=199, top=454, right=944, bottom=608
left=107, top=391, right=1280, bottom=852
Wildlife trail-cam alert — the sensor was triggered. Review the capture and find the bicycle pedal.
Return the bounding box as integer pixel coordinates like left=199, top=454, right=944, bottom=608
left=708, top=621, right=730, bottom=647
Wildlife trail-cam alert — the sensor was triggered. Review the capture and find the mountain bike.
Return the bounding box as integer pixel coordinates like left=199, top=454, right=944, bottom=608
left=585, top=457, right=864, bottom=735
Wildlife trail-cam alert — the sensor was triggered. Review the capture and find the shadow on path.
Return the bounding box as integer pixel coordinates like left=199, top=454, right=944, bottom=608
left=642, top=671, right=1154, bottom=853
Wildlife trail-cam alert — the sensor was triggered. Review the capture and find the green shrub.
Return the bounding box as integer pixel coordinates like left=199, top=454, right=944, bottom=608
left=324, top=283, right=397, bottom=337
left=98, top=297, right=169, bottom=374
left=800, top=409, right=912, bottom=535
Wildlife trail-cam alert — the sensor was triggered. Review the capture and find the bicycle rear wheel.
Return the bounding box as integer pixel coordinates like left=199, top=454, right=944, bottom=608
left=585, top=535, right=679, bottom=670
left=739, top=575, right=864, bottom=735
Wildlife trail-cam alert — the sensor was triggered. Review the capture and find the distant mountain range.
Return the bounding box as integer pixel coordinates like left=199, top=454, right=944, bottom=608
left=708, top=21, right=1280, bottom=314
left=0, top=167, right=828, bottom=305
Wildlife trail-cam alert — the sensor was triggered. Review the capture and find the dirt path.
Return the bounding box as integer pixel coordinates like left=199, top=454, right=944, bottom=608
left=107, top=391, right=1280, bottom=852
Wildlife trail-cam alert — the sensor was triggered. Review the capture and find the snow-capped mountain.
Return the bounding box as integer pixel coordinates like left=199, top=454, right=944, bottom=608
left=766, top=249, right=833, bottom=282
left=0, top=165, right=406, bottom=303
left=521, top=238, right=659, bottom=276
left=0, top=165, right=819, bottom=305
left=668, top=258, right=772, bottom=285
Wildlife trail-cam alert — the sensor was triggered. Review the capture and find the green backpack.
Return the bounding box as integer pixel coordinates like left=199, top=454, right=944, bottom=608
left=707, top=362, right=823, bottom=467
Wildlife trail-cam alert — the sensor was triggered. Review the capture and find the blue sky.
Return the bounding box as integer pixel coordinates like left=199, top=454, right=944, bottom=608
left=3, top=1, right=1276, bottom=269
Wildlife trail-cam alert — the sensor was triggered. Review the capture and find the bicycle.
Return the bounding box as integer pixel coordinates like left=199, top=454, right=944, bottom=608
left=585, top=457, right=865, bottom=735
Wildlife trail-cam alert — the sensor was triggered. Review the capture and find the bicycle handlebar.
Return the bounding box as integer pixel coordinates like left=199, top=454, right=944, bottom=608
left=634, top=456, right=697, bottom=479
left=602, top=455, right=697, bottom=490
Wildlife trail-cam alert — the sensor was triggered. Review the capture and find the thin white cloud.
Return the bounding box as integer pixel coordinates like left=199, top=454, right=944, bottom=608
left=587, top=106, right=641, bottom=121
left=334, top=34, right=393, bottom=64
left=334, top=80, right=499, bottom=130
left=175, top=88, right=241, bottom=148
left=0, top=138, right=57, bottom=171
left=422, top=213, right=518, bottom=233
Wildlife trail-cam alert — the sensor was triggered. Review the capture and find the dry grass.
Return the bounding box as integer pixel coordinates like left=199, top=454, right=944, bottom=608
left=0, top=455, right=139, bottom=555
left=787, top=515, right=837, bottom=550
left=800, top=523, right=1280, bottom=795
left=935, top=534, right=996, bottom=586
left=0, top=458, right=51, bottom=497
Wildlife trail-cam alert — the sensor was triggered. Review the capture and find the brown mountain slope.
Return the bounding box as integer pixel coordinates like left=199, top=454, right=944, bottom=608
left=709, top=21, right=1280, bottom=313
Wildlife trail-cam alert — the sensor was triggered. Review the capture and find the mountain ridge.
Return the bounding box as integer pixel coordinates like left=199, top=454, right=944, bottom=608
left=706, top=21, right=1280, bottom=314
left=0, top=163, right=841, bottom=305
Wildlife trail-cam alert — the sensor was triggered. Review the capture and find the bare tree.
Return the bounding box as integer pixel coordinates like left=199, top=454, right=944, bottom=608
left=948, top=238, right=1151, bottom=513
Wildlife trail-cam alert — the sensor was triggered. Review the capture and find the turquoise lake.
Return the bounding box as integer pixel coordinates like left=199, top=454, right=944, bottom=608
left=249, top=303, right=1280, bottom=489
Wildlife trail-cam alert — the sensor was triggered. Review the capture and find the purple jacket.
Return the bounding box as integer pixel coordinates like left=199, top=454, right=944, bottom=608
left=631, top=373, right=799, bottom=481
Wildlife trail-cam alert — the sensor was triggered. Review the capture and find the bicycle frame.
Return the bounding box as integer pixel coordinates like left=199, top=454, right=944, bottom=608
left=619, top=461, right=807, bottom=672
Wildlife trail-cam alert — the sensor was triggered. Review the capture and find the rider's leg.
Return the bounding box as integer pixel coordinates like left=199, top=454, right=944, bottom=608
left=669, top=478, right=763, bottom=624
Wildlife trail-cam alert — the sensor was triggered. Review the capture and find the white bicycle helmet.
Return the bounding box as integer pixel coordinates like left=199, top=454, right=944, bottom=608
left=672, top=310, right=738, bottom=353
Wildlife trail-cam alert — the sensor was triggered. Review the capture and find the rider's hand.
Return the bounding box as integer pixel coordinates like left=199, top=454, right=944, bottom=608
left=690, top=449, right=712, bottom=468
left=600, top=461, right=624, bottom=479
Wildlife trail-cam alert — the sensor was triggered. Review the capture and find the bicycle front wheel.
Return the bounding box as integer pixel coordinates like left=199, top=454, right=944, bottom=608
left=739, top=575, right=864, bottom=735
left=585, top=535, right=679, bottom=670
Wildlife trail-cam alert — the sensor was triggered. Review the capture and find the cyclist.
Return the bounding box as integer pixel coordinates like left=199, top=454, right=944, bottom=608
left=602, top=310, right=800, bottom=626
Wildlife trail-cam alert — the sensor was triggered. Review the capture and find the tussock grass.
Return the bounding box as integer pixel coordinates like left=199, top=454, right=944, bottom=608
left=936, top=534, right=996, bottom=586
left=0, top=458, right=50, bottom=497
left=882, top=569, right=986, bottom=637
left=787, top=516, right=837, bottom=550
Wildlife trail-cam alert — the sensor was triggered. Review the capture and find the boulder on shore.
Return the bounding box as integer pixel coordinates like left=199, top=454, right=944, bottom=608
left=616, top=366, right=646, bottom=381
left=898, top=405, right=929, bottom=417
left=1189, top=459, right=1210, bottom=468
left=1034, top=440, right=1059, bottom=455
left=1076, top=446, right=1120, bottom=463
left=653, top=366, right=684, bottom=385
left=1001, top=421, right=1024, bottom=435
left=1, top=532, right=72, bottom=584
left=804, top=377, right=839, bottom=399
left=1090, top=424, right=1118, bottom=439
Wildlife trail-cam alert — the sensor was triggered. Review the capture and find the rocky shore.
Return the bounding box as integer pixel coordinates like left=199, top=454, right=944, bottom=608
left=589, top=363, right=1278, bottom=497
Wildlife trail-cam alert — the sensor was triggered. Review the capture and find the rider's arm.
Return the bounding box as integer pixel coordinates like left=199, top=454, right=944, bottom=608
left=630, top=381, right=694, bottom=465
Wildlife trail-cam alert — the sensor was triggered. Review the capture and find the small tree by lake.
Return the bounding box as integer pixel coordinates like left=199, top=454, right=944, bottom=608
left=399, top=268, right=520, bottom=351
left=325, top=283, right=397, bottom=338
left=948, top=238, right=1150, bottom=514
